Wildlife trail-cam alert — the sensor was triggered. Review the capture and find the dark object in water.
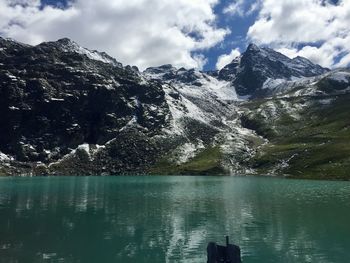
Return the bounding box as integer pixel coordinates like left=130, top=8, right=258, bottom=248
left=207, top=236, right=242, bottom=263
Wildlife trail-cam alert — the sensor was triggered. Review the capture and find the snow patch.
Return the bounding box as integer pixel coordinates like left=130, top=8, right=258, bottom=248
left=175, top=143, right=197, bottom=164
left=162, top=84, right=215, bottom=135
left=48, top=143, right=107, bottom=167
left=50, top=98, right=65, bottom=101
left=318, top=98, right=334, bottom=105
left=6, top=73, right=17, bottom=81
left=60, top=40, right=122, bottom=67
left=262, top=78, right=286, bottom=90
left=9, top=106, right=20, bottom=110
left=0, top=152, right=14, bottom=162
left=77, top=143, right=90, bottom=154
left=119, top=97, right=140, bottom=132
left=200, top=75, right=238, bottom=101
left=61, top=143, right=91, bottom=160
left=172, top=141, right=205, bottom=164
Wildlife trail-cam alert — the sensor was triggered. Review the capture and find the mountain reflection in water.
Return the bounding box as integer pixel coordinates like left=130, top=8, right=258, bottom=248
left=0, top=176, right=349, bottom=263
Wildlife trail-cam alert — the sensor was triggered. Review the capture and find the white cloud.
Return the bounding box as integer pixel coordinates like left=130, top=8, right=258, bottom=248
left=216, top=48, right=240, bottom=70
left=0, top=0, right=229, bottom=70
left=223, top=0, right=262, bottom=17
left=336, top=53, right=350, bottom=68
left=223, top=0, right=246, bottom=17
left=193, top=54, right=208, bottom=70
left=247, top=1, right=262, bottom=15
left=247, top=0, right=350, bottom=68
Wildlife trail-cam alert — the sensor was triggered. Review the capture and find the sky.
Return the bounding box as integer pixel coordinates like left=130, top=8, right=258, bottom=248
left=0, top=0, right=349, bottom=71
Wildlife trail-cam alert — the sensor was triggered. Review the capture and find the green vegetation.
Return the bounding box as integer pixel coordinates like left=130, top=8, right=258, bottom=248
left=249, top=94, right=350, bottom=180
left=149, top=146, right=227, bottom=175
left=0, top=167, right=6, bottom=176
left=150, top=93, right=350, bottom=180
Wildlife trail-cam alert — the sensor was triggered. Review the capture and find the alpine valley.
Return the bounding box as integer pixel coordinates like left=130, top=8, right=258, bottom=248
left=1, top=37, right=349, bottom=179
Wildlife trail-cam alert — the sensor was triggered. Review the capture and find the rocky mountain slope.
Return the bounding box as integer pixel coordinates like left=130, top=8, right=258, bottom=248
left=0, top=37, right=349, bottom=179
left=218, top=43, right=329, bottom=97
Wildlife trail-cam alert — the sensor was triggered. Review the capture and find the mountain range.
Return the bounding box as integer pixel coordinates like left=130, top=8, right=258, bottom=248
left=0, top=37, right=349, bottom=179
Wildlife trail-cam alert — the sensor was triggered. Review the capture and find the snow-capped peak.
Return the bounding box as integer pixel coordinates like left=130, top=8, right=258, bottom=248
left=218, top=43, right=329, bottom=97
left=41, top=38, right=123, bottom=67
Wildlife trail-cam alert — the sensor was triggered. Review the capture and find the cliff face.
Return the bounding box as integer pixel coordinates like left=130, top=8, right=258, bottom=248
left=1, top=37, right=349, bottom=179
left=0, top=37, right=170, bottom=174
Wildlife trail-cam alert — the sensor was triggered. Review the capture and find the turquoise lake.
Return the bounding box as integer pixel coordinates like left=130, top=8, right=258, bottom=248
left=0, top=176, right=349, bottom=262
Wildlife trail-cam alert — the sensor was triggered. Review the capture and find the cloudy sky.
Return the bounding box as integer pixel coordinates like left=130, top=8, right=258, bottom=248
left=0, top=0, right=349, bottom=70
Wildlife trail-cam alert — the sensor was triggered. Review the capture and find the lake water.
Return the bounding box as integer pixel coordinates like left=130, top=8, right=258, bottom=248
left=0, top=176, right=349, bottom=263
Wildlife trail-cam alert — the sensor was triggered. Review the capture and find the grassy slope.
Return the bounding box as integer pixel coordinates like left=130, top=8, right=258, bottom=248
left=149, top=146, right=227, bottom=175
left=150, top=94, right=350, bottom=179
left=248, top=94, right=350, bottom=180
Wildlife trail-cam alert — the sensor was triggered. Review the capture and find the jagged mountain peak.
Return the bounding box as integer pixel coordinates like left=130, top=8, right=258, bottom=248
left=219, top=43, right=329, bottom=97
left=244, top=44, right=293, bottom=63
left=35, top=38, right=123, bottom=67
left=158, top=64, right=174, bottom=69
left=0, top=37, right=30, bottom=52
left=0, top=36, right=21, bottom=43
left=291, top=55, right=323, bottom=68
left=244, top=44, right=327, bottom=72
left=245, top=43, right=280, bottom=57
left=143, top=64, right=206, bottom=84
left=144, top=64, right=176, bottom=74
left=246, top=43, right=260, bottom=52
left=38, top=37, right=78, bottom=49
left=56, top=37, right=75, bottom=44
left=293, top=55, right=309, bottom=62
left=1, top=37, right=123, bottom=68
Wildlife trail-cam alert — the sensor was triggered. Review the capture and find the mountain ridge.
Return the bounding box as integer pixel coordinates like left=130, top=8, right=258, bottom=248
left=0, top=37, right=349, bottom=179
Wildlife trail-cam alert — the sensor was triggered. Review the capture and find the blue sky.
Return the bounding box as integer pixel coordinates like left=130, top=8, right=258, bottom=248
left=1, top=0, right=350, bottom=70
left=202, top=0, right=260, bottom=70
left=40, top=0, right=70, bottom=9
